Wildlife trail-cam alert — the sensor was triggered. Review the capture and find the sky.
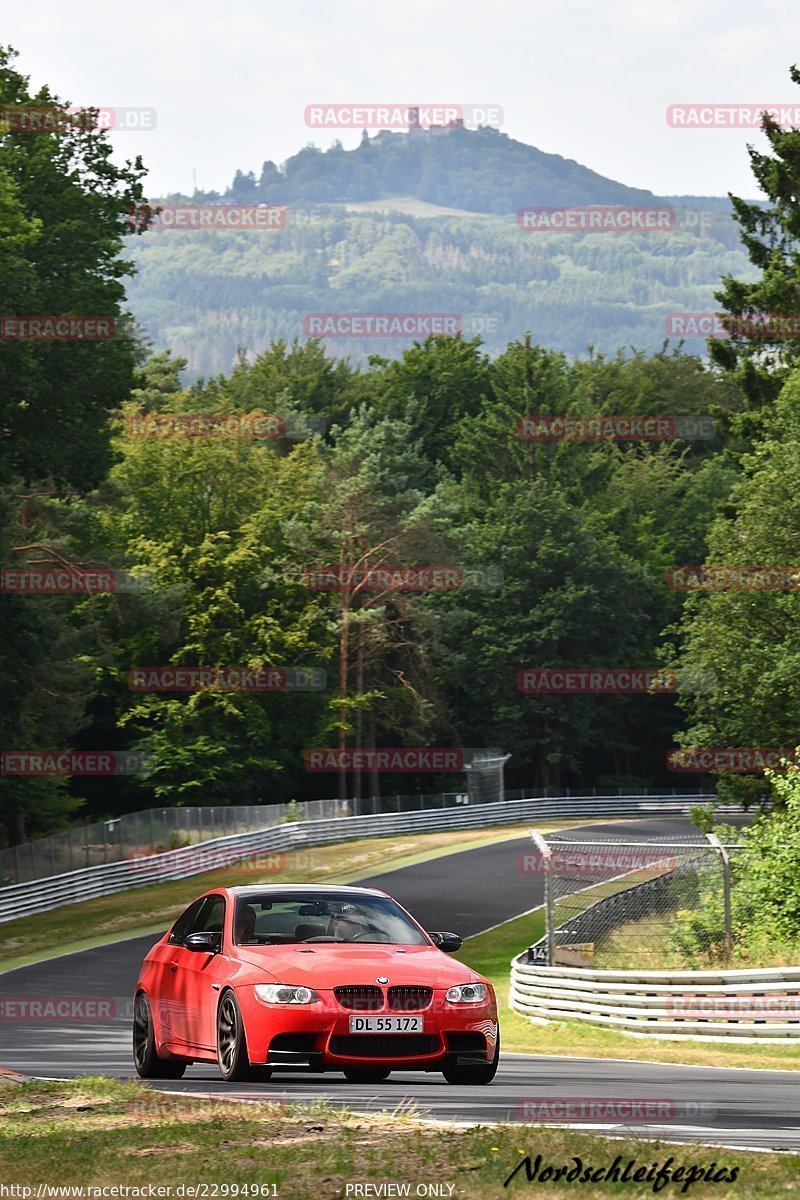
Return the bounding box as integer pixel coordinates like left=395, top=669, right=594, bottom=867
left=4, top=0, right=799, bottom=200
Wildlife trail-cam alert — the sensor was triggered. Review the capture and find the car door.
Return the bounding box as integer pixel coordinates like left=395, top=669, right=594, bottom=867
left=176, top=893, right=229, bottom=1052
left=152, top=898, right=206, bottom=1048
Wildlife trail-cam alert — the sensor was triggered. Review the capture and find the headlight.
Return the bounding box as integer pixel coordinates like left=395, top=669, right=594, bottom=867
left=445, top=983, right=488, bottom=1004
left=254, top=984, right=320, bottom=1005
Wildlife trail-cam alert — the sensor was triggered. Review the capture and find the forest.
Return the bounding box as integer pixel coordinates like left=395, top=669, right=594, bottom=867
left=2, top=45, right=800, bottom=848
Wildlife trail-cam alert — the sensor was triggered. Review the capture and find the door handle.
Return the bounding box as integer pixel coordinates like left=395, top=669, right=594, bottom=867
left=169, top=963, right=178, bottom=972
left=211, top=983, right=220, bottom=990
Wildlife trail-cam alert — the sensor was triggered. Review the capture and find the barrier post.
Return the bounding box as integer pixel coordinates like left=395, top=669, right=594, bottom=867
left=530, top=829, right=554, bottom=966
left=706, top=832, right=732, bottom=965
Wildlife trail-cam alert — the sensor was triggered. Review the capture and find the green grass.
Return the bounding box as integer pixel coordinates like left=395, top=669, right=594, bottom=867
left=0, top=1077, right=795, bottom=1199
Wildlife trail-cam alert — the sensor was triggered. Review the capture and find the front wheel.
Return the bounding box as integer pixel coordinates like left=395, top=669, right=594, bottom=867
left=133, top=992, right=186, bottom=1079
left=441, top=1030, right=499, bottom=1085
left=217, top=991, right=268, bottom=1082
left=342, top=1067, right=392, bottom=1083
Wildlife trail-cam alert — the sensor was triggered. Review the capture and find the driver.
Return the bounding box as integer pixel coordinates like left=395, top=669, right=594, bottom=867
left=331, top=912, right=371, bottom=941
left=235, top=903, right=257, bottom=943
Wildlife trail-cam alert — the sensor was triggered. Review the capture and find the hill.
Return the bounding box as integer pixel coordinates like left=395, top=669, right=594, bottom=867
left=195, top=124, right=659, bottom=213
left=126, top=126, right=756, bottom=376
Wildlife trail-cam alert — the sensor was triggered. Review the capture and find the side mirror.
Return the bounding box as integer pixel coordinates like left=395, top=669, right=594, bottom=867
left=429, top=931, right=463, bottom=953
left=184, top=931, right=220, bottom=954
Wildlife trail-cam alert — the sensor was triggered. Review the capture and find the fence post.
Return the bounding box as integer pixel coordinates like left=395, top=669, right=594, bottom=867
left=530, top=829, right=554, bottom=966
left=705, top=832, right=732, bottom=965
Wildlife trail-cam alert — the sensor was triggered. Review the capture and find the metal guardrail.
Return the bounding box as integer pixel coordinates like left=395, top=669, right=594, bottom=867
left=0, top=793, right=712, bottom=922
left=1, top=785, right=715, bottom=886
left=509, top=959, right=800, bottom=1041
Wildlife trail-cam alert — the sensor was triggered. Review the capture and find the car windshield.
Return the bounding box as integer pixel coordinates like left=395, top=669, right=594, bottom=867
left=233, top=893, right=429, bottom=946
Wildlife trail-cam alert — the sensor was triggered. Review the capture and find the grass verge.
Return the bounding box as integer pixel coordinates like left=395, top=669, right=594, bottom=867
left=0, top=1077, right=793, bottom=1199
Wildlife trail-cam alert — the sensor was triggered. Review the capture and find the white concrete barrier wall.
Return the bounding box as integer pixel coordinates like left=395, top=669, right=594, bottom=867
left=510, top=956, right=800, bottom=1042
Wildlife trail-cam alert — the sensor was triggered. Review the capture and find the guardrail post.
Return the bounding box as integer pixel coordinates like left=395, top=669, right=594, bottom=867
left=705, top=832, right=732, bottom=965
left=530, top=829, right=555, bottom=966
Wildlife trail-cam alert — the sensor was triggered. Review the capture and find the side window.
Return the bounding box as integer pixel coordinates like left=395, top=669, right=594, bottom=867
left=192, top=895, right=225, bottom=936
left=168, top=899, right=204, bottom=945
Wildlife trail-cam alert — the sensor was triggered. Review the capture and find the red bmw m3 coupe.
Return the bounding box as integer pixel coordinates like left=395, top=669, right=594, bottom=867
left=132, top=885, right=499, bottom=1085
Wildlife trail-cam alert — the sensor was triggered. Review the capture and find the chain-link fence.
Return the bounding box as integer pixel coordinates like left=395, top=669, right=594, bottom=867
left=0, top=785, right=715, bottom=887
left=525, top=830, right=745, bottom=968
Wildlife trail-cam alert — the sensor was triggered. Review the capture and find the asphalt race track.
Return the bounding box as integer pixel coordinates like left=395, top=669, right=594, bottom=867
left=2, top=814, right=798, bottom=1152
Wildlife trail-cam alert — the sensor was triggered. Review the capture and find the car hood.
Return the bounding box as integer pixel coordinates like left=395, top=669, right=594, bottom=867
left=232, top=943, right=481, bottom=989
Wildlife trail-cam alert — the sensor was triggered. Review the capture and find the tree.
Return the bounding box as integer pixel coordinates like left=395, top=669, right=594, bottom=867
left=371, top=334, right=492, bottom=475
left=0, top=47, right=150, bottom=844
left=285, top=408, right=445, bottom=801
left=709, top=66, right=800, bottom=426
left=100, top=426, right=333, bottom=805
left=671, top=368, right=800, bottom=801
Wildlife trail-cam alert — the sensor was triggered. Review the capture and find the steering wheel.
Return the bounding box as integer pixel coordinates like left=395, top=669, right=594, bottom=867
left=301, top=935, right=346, bottom=943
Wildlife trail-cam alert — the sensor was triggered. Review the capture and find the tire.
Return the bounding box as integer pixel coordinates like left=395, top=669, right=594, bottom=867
left=441, top=1030, right=500, bottom=1086
left=217, top=991, right=269, bottom=1082
left=342, top=1067, right=392, bottom=1084
left=133, top=992, right=186, bottom=1079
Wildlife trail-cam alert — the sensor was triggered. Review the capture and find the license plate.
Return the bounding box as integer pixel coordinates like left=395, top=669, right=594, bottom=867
left=348, top=1015, right=423, bottom=1033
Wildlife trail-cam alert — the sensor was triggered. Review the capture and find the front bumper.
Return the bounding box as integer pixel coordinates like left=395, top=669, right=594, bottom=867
left=237, top=987, right=498, bottom=1071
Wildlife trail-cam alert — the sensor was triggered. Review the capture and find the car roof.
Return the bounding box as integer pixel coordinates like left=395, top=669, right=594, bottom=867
left=229, top=884, right=387, bottom=897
